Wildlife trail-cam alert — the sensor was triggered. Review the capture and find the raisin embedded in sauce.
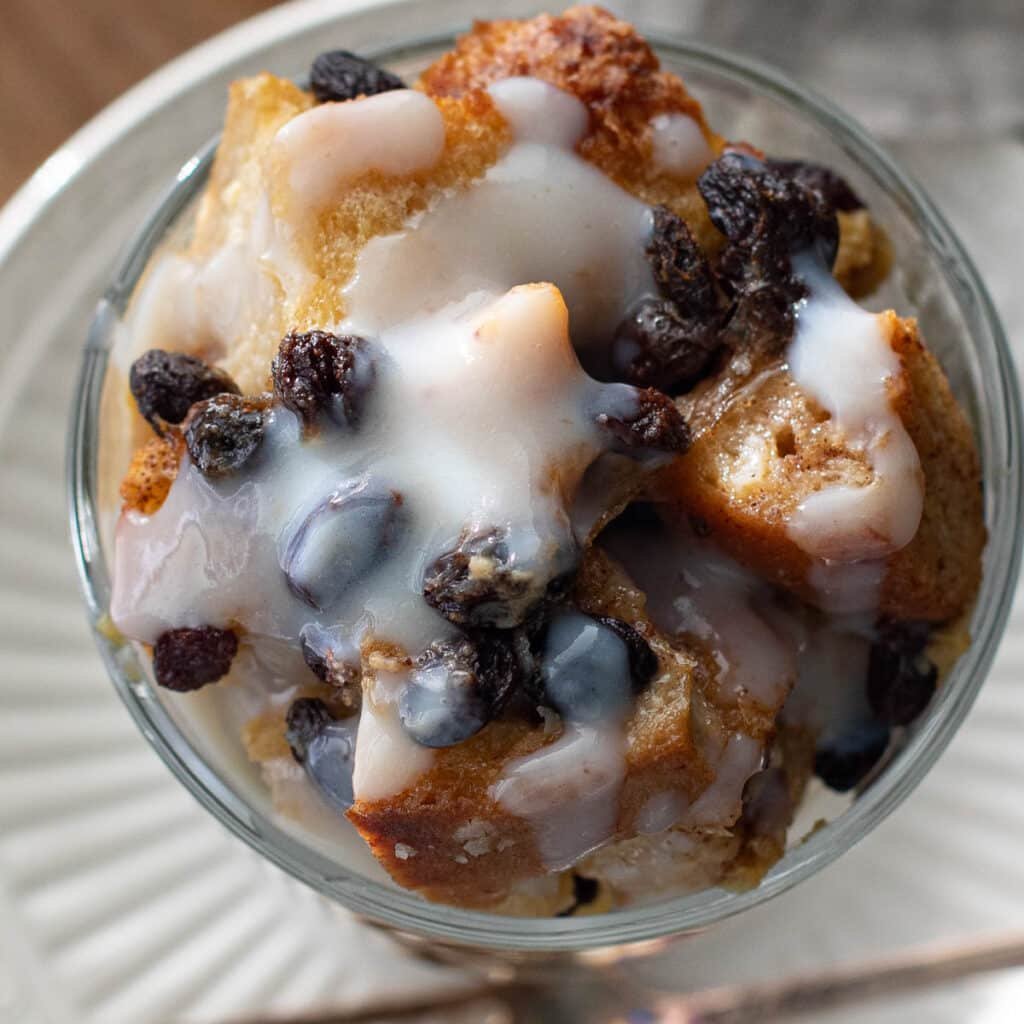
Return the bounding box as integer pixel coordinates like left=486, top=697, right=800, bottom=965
left=867, top=621, right=938, bottom=727
left=398, top=632, right=521, bottom=748
left=595, top=616, right=659, bottom=691
left=697, top=150, right=841, bottom=354
left=423, top=525, right=577, bottom=629
left=184, top=394, right=266, bottom=477
left=610, top=297, right=721, bottom=394
left=282, top=479, right=407, bottom=611
left=285, top=697, right=334, bottom=761
left=767, top=159, right=865, bottom=214
left=595, top=387, right=692, bottom=455
left=814, top=720, right=890, bottom=793
left=285, top=698, right=357, bottom=811
left=646, top=206, right=719, bottom=318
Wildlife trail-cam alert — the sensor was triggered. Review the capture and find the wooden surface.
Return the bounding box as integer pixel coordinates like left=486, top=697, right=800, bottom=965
left=0, top=0, right=278, bottom=202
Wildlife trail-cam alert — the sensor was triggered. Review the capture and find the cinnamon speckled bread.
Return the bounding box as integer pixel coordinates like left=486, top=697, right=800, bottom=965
left=662, top=312, right=984, bottom=622
left=110, top=5, right=983, bottom=917
left=345, top=547, right=786, bottom=910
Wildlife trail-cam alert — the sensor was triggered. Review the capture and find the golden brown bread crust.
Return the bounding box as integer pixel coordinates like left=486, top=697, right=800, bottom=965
left=882, top=315, right=985, bottom=619
left=662, top=312, right=984, bottom=622
left=347, top=547, right=750, bottom=909
left=419, top=6, right=888, bottom=298
left=420, top=5, right=724, bottom=248
left=119, top=434, right=183, bottom=515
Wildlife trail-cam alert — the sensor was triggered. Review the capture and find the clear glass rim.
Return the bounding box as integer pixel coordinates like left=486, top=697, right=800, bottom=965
left=67, top=29, right=1023, bottom=952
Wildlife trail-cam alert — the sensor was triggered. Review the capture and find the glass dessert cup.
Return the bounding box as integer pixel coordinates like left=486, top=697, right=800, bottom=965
left=69, top=29, right=1021, bottom=956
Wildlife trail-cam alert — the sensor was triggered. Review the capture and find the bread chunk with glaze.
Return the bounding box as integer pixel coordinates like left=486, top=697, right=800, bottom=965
left=343, top=548, right=789, bottom=910
left=662, top=313, right=984, bottom=622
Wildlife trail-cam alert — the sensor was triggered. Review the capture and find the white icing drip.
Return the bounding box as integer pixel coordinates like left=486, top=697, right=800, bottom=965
left=649, top=113, right=713, bottom=179
left=680, top=732, right=762, bottom=828
left=118, top=246, right=278, bottom=368
left=806, top=558, right=886, bottom=615
left=787, top=256, right=924, bottom=565
left=274, top=90, right=445, bottom=215
left=353, top=672, right=434, bottom=802
left=489, top=76, right=589, bottom=144
left=635, top=790, right=688, bottom=835
left=117, top=195, right=312, bottom=373
left=601, top=517, right=796, bottom=709
left=343, top=78, right=656, bottom=357
left=490, top=721, right=625, bottom=872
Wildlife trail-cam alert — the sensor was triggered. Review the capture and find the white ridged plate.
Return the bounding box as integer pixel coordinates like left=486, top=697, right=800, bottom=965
left=1, top=2, right=1023, bottom=1022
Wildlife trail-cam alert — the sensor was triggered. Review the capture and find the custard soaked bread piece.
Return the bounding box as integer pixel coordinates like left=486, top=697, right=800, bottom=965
left=663, top=312, right=984, bottom=623
left=653, top=144, right=983, bottom=623
left=139, top=73, right=509, bottom=394
left=346, top=548, right=789, bottom=911
left=134, top=5, right=886, bottom=398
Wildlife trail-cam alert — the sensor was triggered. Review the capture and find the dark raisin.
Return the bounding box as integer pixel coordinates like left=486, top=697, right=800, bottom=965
left=814, top=721, right=890, bottom=792
left=739, top=766, right=793, bottom=837
left=537, top=611, right=637, bottom=723
left=184, top=394, right=266, bottom=477
left=767, top=159, right=865, bottom=213
left=283, top=478, right=406, bottom=611
left=298, top=624, right=362, bottom=710
left=611, top=297, right=721, bottom=394
left=299, top=635, right=330, bottom=682
left=867, top=621, right=938, bottom=727
left=596, top=387, right=691, bottom=455
left=398, top=633, right=520, bottom=748
left=696, top=151, right=841, bottom=355
left=557, top=875, right=601, bottom=916
left=285, top=697, right=333, bottom=761
left=719, top=280, right=805, bottom=354
left=423, top=525, right=578, bottom=630
left=309, top=50, right=405, bottom=103
left=272, top=330, right=374, bottom=430
left=698, top=150, right=839, bottom=274
left=286, top=698, right=357, bottom=811
left=129, top=349, right=240, bottom=434
left=595, top=616, right=658, bottom=692
left=646, top=206, right=720, bottom=317
left=153, top=626, right=238, bottom=692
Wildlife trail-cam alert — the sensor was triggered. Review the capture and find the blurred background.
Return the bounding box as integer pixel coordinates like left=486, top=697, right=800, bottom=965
left=3, top=0, right=1022, bottom=201
left=2, top=0, right=274, bottom=199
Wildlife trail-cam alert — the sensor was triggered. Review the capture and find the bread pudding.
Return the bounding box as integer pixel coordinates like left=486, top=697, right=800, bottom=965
left=103, top=6, right=984, bottom=916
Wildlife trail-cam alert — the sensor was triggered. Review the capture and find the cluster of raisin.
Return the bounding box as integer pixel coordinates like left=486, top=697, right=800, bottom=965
left=132, top=328, right=381, bottom=693
left=613, top=153, right=861, bottom=395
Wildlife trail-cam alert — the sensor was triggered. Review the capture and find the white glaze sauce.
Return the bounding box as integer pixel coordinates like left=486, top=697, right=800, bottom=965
left=600, top=515, right=796, bottom=710
left=649, top=112, right=714, bottom=179
left=344, top=78, right=658, bottom=362
left=112, top=72, right=913, bottom=867
left=492, top=721, right=626, bottom=872
left=274, top=89, right=446, bottom=216
left=787, top=255, right=924, bottom=570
